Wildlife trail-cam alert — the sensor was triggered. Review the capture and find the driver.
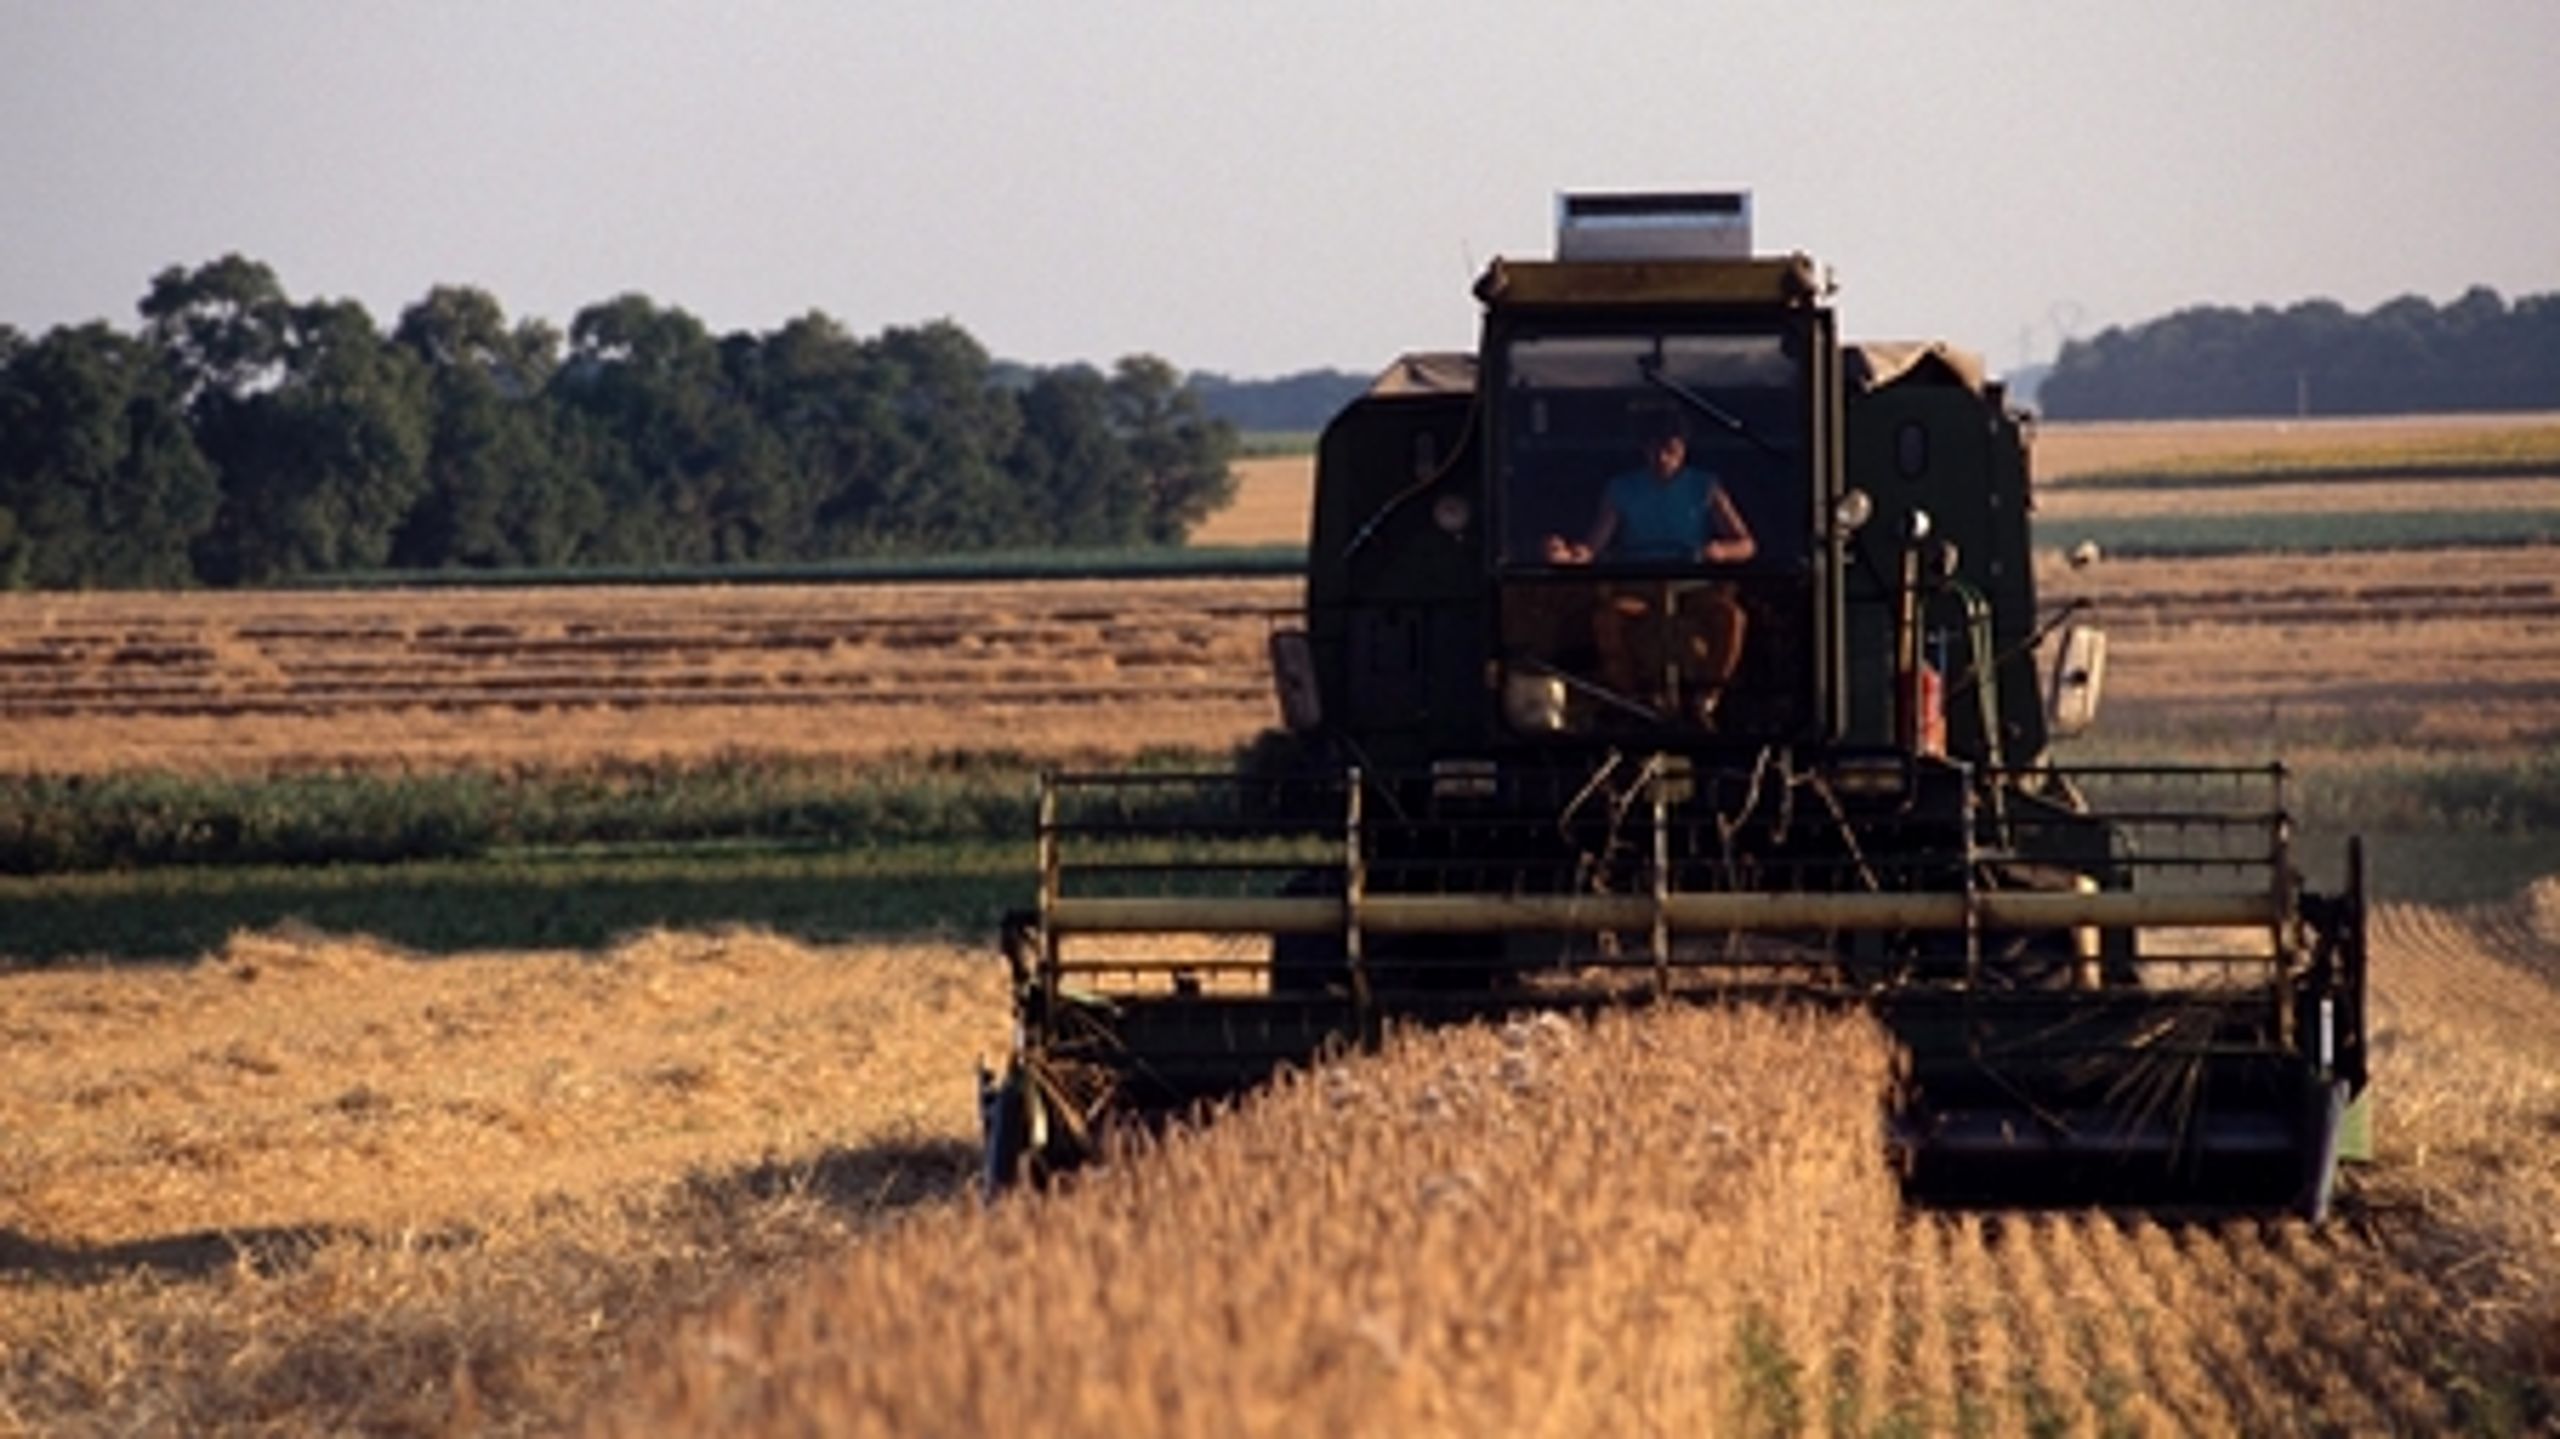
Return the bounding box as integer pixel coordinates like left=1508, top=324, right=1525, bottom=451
left=1542, top=416, right=1756, bottom=724
left=1544, top=416, right=1756, bottom=566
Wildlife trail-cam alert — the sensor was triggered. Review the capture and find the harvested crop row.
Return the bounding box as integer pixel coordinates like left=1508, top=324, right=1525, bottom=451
left=592, top=998, right=2506, bottom=1437
left=2356, top=888, right=2560, bottom=1381
left=9, top=545, right=2557, bottom=777
left=597, top=1005, right=1901, bottom=1436
left=0, top=581, right=1297, bottom=775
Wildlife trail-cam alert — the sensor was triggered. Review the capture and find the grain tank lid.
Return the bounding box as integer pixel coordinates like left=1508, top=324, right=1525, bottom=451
left=1844, top=341, right=1990, bottom=397
left=1367, top=351, right=1478, bottom=397
left=1475, top=254, right=1822, bottom=308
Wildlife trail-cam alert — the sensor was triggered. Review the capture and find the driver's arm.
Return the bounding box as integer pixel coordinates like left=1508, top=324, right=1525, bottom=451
left=1701, top=486, right=1755, bottom=565
left=1546, top=496, right=1619, bottom=565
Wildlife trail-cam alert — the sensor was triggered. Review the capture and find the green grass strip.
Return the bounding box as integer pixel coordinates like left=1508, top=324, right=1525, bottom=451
left=0, top=843, right=1027, bottom=966
left=2035, top=508, right=2560, bottom=557
left=1235, top=430, right=1321, bottom=457
left=0, top=751, right=1277, bottom=876
left=294, top=544, right=1307, bottom=591
left=2053, top=456, right=2560, bottom=492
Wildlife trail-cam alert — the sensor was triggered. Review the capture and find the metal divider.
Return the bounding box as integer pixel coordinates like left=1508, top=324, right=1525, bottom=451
left=1031, top=760, right=2307, bottom=1002
left=1345, top=768, right=1371, bottom=1027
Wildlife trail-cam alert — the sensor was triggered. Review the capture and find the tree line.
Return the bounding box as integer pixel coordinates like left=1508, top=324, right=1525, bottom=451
left=1188, top=368, right=1369, bottom=434
left=0, top=256, right=1237, bottom=589
left=2038, top=285, right=2560, bottom=420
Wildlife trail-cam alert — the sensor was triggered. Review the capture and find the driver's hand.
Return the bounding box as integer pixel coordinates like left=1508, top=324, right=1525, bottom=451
left=1545, top=534, right=1589, bottom=565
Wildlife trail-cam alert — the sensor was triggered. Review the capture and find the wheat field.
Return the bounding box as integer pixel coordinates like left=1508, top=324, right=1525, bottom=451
left=2028, top=412, right=2560, bottom=480
left=0, top=930, right=1009, bottom=1434
left=4, top=413, right=2558, bottom=1432
left=6, top=893, right=2556, bottom=1433
left=0, top=579, right=1291, bottom=776
left=587, top=888, right=2560, bottom=1437
left=0, top=552, right=2550, bottom=779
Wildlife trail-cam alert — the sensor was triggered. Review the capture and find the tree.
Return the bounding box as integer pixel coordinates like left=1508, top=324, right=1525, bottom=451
left=201, top=299, right=430, bottom=581
left=1013, top=364, right=1144, bottom=545
left=1187, top=367, right=1368, bottom=433
left=1109, top=355, right=1237, bottom=543
left=735, top=312, right=907, bottom=558
left=3, top=256, right=1264, bottom=586
left=140, top=259, right=433, bottom=581
left=392, top=286, right=595, bottom=567
left=0, top=323, right=218, bottom=587
left=867, top=321, right=1030, bottom=550
left=139, top=254, right=295, bottom=410
left=2041, top=288, right=2560, bottom=419
left=552, top=293, right=740, bottom=565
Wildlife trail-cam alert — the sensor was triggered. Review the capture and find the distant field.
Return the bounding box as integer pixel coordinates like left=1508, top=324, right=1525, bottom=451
left=4, top=546, right=2550, bottom=784
left=2031, top=410, right=2560, bottom=481
left=0, top=578, right=1296, bottom=775
left=1183, top=453, right=1316, bottom=547
left=1186, top=411, right=2560, bottom=554
left=4, top=533, right=2553, bottom=960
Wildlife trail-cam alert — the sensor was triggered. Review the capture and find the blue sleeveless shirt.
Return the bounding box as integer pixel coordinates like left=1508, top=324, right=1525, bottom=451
left=1603, top=466, right=1720, bottom=561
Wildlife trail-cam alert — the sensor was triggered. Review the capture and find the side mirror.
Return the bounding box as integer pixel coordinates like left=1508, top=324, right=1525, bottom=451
left=2045, top=624, right=2106, bottom=737
left=1269, top=630, right=1323, bottom=733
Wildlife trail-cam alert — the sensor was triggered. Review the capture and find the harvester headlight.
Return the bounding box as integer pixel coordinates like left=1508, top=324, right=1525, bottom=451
left=1502, top=669, right=1568, bottom=732
left=1906, top=508, right=1933, bottom=542
left=1834, top=488, right=1874, bottom=535
left=1432, top=493, right=1472, bottom=534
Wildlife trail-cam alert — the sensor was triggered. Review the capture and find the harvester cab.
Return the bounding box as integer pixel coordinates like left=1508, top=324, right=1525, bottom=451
left=984, top=192, right=2369, bottom=1218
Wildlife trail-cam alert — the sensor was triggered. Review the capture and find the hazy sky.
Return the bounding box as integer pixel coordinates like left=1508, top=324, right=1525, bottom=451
left=5, top=2, right=2555, bottom=378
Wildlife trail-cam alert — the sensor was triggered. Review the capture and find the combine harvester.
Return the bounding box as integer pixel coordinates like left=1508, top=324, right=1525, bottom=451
left=982, top=193, right=2368, bottom=1216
